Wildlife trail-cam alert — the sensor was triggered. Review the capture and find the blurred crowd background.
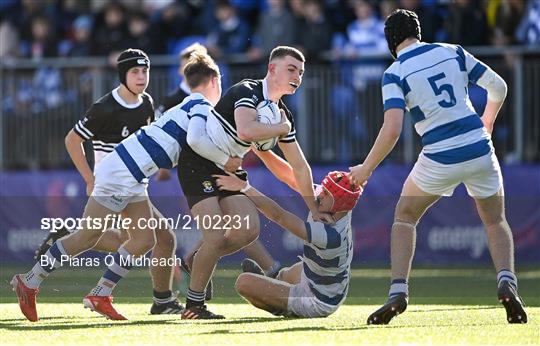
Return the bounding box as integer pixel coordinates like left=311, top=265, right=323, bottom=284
left=1, top=0, right=539, bottom=170
left=1, top=0, right=539, bottom=61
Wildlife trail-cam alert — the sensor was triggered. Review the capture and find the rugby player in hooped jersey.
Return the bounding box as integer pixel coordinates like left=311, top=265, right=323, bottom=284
left=12, top=51, right=241, bottom=321
left=348, top=9, right=527, bottom=325
left=35, top=49, right=185, bottom=316
left=214, top=171, right=362, bottom=318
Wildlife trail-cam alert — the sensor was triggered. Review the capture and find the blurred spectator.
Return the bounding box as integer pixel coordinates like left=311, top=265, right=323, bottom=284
left=20, top=15, right=59, bottom=59
left=489, top=0, right=525, bottom=46
left=399, top=0, right=441, bottom=43
left=57, top=0, right=89, bottom=40
left=322, top=0, right=356, bottom=34
left=379, top=0, right=398, bottom=20
left=0, top=20, right=20, bottom=59
left=151, top=2, right=196, bottom=54
left=248, top=0, right=296, bottom=61
left=333, top=0, right=387, bottom=59
left=61, top=15, right=93, bottom=57
left=295, top=0, right=333, bottom=62
left=91, top=1, right=130, bottom=55
left=515, top=0, right=540, bottom=45
left=206, top=0, right=251, bottom=58
left=125, top=11, right=156, bottom=53
left=288, top=0, right=307, bottom=29
left=229, top=0, right=266, bottom=30
left=444, top=0, right=487, bottom=46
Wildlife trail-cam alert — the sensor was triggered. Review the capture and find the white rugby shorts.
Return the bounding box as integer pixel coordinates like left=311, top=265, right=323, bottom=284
left=92, top=151, right=148, bottom=212
left=286, top=272, right=342, bottom=318
left=410, top=151, right=503, bottom=198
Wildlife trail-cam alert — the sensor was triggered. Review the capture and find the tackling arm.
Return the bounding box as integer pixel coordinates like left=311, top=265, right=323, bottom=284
left=253, top=148, right=299, bottom=192
left=278, top=140, right=319, bottom=216
left=214, top=173, right=308, bottom=241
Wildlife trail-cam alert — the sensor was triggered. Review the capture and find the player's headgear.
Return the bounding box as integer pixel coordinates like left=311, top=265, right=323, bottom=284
left=320, top=171, right=362, bottom=213
left=117, top=48, right=150, bottom=94
left=384, top=9, right=421, bottom=59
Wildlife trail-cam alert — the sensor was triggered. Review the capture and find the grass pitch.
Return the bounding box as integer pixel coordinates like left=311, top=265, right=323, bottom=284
left=1, top=266, right=539, bottom=345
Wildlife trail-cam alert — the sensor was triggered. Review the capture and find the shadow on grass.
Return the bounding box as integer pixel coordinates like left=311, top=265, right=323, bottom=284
left=0, top=316, right=283, bottom=331
left=193, top=320, right=512, bottom=336
left=0, top=318, right=181, bottom=331
left=407, top=306, right=500, bottom=313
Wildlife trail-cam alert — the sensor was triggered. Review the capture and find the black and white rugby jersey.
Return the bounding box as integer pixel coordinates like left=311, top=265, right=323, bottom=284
left=73, top=87, right=154, bottom=166
left=209, top=78, right=296, bottom=158
left=154, top=80, right=190, bottom=118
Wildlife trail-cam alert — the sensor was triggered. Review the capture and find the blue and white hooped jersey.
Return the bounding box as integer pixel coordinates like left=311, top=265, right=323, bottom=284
left=382, top=42, right=492, bottom=164
left=115, top=93, right=211, bottom=182
left=302, top=212, right=353, bottom=306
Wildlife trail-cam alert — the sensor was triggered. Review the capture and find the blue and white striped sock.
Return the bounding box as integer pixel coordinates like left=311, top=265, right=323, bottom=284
left=389, top=279, right=409, bottom=298
left=497, top=269, right=517, bottom=289
left=24, top=241, right=67, bottom=288
left=90, top=247, right=134, bottom=296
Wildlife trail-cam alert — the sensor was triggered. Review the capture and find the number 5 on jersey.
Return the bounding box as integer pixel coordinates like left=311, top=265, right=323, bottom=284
left=427, top=72, right=456, bottom=108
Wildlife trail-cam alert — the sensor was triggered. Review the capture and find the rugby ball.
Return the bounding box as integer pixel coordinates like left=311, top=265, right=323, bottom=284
left=254, top=100, right=281, bottom=151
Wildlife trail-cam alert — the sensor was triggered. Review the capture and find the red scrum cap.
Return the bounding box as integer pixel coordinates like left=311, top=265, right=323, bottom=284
left=321, top=171, right=362, bottom=213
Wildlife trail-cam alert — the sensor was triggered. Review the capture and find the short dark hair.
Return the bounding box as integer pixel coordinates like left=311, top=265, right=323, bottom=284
left=183, top=53, right=220, bottom=89
left=269, top=46, right=305, bottom=63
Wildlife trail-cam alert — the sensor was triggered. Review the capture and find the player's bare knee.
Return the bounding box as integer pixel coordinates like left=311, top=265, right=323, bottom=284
left=206, top=233, right=229, bottom=254
left=235, top=273, right=255, bottom=296
left=394, top=203, right=420, bottom=225
left=135, top=231, right=156, bottom=252
left=484, top=217, right=509, bottom=233
left=154, top=228, right=175, bottom=252
left=80, top=230, right=104, bottom=248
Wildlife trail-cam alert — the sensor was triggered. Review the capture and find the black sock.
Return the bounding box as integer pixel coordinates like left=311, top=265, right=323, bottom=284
left=186, top=288, right=205, bottom=308
left=153, top=290, right=173, bottom=304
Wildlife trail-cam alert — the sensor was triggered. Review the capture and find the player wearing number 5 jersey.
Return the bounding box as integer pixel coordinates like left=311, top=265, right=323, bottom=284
left=348, top=9, right=527, bottom=325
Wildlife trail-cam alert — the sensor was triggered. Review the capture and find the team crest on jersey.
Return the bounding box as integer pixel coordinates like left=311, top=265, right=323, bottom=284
left=252, top=95, right=258, bottom=103
left=202, top=181, right=214, bottom=193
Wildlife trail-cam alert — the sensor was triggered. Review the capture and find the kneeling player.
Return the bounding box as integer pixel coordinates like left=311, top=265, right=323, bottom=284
left=215, top=171, right=361, bottom=318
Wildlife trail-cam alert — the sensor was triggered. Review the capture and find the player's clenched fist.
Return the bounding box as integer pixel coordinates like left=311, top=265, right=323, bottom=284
left=348, top=164, right=371, bottom=188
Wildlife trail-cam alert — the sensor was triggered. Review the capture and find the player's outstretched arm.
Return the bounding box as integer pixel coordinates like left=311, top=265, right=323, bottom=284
left=235, top=107, right=291, bottom=142
left=65, top=129, right=94, bottom=196
left=186, top=114, right=242, bottom=172
left=214, top=173, right=308, bottom=241
left=252, top=148, right=299, bottom=192
left=278, top=140, right=332, bottom=223
left=349, top=108, right=404, bottom=187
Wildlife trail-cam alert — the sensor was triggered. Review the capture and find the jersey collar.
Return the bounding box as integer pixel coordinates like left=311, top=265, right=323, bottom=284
left=112, top=87, right=143, bottom=109
left=262, top=78, right=269, bottom=100
left=396, top=41, right=425, bottom=59
left=179, top=79, right=191, bottom=95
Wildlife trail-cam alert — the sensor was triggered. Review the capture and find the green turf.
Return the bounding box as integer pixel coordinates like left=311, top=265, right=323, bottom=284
left=1, top=266, right=539, bottom=345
